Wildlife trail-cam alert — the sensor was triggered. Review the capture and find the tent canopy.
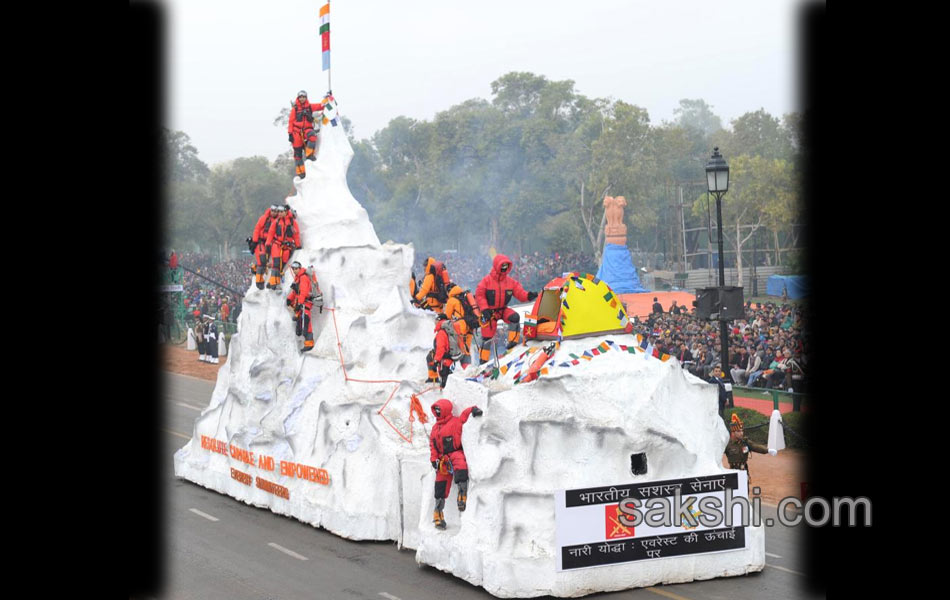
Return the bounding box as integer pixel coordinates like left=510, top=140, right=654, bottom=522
left=524, top=272, right=634, bottom=341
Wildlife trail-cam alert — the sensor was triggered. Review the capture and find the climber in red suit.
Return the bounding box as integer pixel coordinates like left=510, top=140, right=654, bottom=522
left=287, top=90, right=324, bottom=179
left=265, top=206, right=298, bottom=289
left=426, top=315, right=471, bottom=387
left=474, top=254, right=537, bottom=364
left=429, top=398, right=482, bottom=529
left=286, top=261, right=320, bottom=352
left=280, top=204, right=302, bottom=269
left=249, top=205, right=280, bottom=289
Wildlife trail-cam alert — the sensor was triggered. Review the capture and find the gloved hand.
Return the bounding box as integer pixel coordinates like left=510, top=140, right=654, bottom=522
left=431, top=460, right=438, bottom=470
left=471, top=406, right=483, bottom=417
left=288, top=133, right=294, bottom=143
left=246, top=237, right=256, bottom=252
left=768, top=449, right=777, bottom=456
left=480, top=310, right=494, bottom=326
left=526, top=291, right=538, bottom=301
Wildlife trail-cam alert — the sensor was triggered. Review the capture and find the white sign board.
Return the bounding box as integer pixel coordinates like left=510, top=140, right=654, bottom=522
left=555, top=472, right=750, bottom=571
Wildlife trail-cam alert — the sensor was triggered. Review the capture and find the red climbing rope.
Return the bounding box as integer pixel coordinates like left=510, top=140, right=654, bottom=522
left=327, top=307, right=438, bottom=444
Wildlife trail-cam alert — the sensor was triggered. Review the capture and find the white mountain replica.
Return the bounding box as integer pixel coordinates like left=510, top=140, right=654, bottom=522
left=174, top=100, right=765, bottom=598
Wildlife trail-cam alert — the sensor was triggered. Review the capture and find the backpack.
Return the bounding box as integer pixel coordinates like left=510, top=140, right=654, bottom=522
left=427, top=262, right=449, bottom=304
left=457, top=291, right=479, bottom=332
left=433, top=319, right=464, bottom=360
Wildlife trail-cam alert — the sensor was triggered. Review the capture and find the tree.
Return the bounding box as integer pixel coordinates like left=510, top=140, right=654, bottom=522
left=163, top=129, right=211, bottom=250
left=673, top=99, right=724, bottom=141
left=729, top=109, right=793, bottom=161
left=162, top=128, right=209, bottom=183
left=202, top=157, right=287, bottom=258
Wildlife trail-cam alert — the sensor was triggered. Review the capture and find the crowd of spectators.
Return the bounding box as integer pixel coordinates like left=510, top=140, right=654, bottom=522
left=165, top=250, right=252, bottom=326
left=418, top=250, right=599, bottom=292
left=631, top=300, right=807, bottom=393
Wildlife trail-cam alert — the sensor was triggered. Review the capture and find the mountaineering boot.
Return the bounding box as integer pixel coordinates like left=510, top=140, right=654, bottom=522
left=256, top=281, right=265, bottom=290
left=433, top=510, right=446, bottom=530
left=457, top=490, right=467, bottom=512
left=506, top=329, right=521, bottom=350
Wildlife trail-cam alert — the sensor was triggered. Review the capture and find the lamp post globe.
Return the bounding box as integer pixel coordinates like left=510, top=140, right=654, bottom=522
left=706, top=146, right=729, bottom=194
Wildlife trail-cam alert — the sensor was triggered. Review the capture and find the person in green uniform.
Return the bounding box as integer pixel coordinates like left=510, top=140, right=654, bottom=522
left=723, top=413, right=770, bottom=485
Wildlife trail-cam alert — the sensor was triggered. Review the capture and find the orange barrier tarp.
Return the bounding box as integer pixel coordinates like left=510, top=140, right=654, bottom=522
left=618, top=291, right=696, bottom=319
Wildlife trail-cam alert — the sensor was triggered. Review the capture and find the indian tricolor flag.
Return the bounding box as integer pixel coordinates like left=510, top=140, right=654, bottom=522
left=319, top=3, right=330, bottom=71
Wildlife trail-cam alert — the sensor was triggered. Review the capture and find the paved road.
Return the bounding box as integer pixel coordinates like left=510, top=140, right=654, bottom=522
left=156, top=372, right=823, bottom=600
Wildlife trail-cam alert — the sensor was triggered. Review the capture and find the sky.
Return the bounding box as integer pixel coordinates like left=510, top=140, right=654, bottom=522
left=163, top=0, right=814, bottom=167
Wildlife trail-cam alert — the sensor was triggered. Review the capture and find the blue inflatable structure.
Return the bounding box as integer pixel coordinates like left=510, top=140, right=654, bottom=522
left=596, top=243, right=649, bottom=294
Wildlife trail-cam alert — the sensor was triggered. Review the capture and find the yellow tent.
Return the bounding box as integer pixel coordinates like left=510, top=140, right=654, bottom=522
left=523, top=273, right=634, bottom=340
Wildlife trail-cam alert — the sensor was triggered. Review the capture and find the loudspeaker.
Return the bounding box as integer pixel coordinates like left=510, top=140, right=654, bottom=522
left=718, top=286, right=745, bottom=320
left=693, top=288, right=716, bottom=320
left=693, top=286, right=744, bottom=320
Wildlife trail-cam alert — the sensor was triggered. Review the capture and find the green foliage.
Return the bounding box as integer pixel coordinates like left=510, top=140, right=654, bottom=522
left=162, top=128, right=209, bottom=184
left=727, top=109, right=794, bottom=161
left=780, top=411, right=809, bottom=449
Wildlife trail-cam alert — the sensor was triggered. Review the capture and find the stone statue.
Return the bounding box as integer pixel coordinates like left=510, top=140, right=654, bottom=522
left=604, top=195, right=627, bottom=245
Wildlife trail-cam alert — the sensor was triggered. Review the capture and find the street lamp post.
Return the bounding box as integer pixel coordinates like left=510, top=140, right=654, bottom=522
left=705, top=147, right=730, bottom=386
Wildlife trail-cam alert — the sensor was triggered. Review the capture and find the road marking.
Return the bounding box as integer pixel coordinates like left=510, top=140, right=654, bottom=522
left=189, top=508, right=219, bottom=522
left=268, top=542, right=309, bottom=561
left=379, top=593, right=403, bottom=600
left=646, top=587, right=693, bottom=600
left=176, top=401, right=203, bottom=411
left=766, top=564, right=804, bottom=576
left=766, top=552, right=783, bottom=558
left=163, top=429, right=191, bottom=440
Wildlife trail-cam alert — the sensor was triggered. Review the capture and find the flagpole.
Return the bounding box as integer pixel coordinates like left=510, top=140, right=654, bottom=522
left=327, top=0, right=331, bottom=93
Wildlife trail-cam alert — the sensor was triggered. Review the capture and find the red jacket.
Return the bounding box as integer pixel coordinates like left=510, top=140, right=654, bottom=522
left=288, top=99, right=325, bottom=134
left=429, top=398, right=474, bottom=462
left=253, top=209, right=278, bottom=243
left=265, top=214, right=300, bottom=248
left=475, top=254, right=529, bottom=312
left=288, top=269, right=313, bottom=308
